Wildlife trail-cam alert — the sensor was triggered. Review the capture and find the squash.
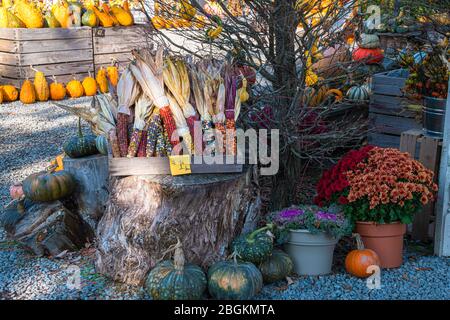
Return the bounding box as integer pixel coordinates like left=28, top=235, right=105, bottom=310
left=95, top=135, right=108, bottom=155
left=92, top=5, right=114, bottom=27
left=63, top=117, right=99, bottom=158
left=359, top=33, right=380, bottom=49
left=345, top=233, right=380, bottom=278
left=325, top=88, right=344, bottom=102
left=43, top=11, right=60, bottom=28
left=259, top=249, right=293, bottom=283
left=20, top=79, right=36, bottom=104
left=151, top=16, right=166, bottom=29
left=208, top=255, right=263, bottom=300
left=231, top=224, right=274, bottom=264
left=50, top=76, right=66, bottom=100
left=305, top=69, right=319, bottom=86
left=145, top=239, right=207, bottom=300
left=110, top=5, right=133, bottom=26
left=352, top=47, right=384, bottom=65
left=81, top=8, right=98, bottom=27
left=68, top=2, right=82, bottom=27
left=1, top=85, right=19, bottom=102
left=22, top=170, right=75, bottom=202
left=66, top=77, right=84, bottom=98
left=0, top=7, right=26, bottom=28
left=82, top=71, right=97, bottom=96
left=346, top=85, right=369, bottom=102
left=96, top=67, right=109, bottom=93
left=106, top=63, right=119, bottom=87
left=49, top=153, right=65, bottom=172
left=15, top=0, right=44, bottom=28
left=32, top=66, right=49, bottom=102
left=302, top=85, right=329, bottom=107
left=52, top=0, right=70, bottom=28
left=101, top=3, right=119, bottom=26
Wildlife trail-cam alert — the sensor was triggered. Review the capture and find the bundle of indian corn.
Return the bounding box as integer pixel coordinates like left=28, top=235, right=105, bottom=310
left=53, top=46, right=246, bottom=158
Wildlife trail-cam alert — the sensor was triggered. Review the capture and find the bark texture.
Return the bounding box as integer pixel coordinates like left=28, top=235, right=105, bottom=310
left=96, top=168, right=261, bottom=286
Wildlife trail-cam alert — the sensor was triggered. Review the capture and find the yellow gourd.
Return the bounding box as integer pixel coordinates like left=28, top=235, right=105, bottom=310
left=15, top=0, right=44, bottom=28
left=305, top=69, right=319, bottom=86
left=151, top=16, right=166, bottom=29
left=0, top=7, right=26, bottom=28
left=82, top=71, right=97, bottom=96
left=52, top=0, right=70, bottom=28
left=20, top=79, right=36, bottom=104
left=50, top=76, right=66, bottom=100
left=101, top=4, right=119, bottom=26
left=1, top=85, right=18, bottom=102
left=44, top=11, right=60, bottom=28
left=96, top=67, right=108, bottom=93
left=110, top=5, right=133, bottom=26
left=92, top=5, right=114, bottom=27
left=106, top=62, right=119, bottom=87
left=239, top=77, right=249, bottom=103
left=31, top=66, right=49, bottom=102
left=66, top=77, right=84, bottom=98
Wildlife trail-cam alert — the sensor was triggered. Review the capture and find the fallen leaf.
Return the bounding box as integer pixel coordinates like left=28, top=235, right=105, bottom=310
left=415, top=267, right=433, bottom=271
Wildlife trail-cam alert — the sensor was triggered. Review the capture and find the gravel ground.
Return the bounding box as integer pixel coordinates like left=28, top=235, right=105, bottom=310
left=0, top=100, right=449, bottom=300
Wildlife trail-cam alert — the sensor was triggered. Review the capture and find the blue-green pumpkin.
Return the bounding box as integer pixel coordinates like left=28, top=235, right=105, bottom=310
left=63, top=118, right=98, bottom=158
left=145, top=240, right=207, bottom=300
left=259, top=249, right=293, bottom=283
left=22, top=170, right=75, bottom=202
left=346, top=86, right=370, bottom=102
left=231, top=224, right=274, bottom=264
left=208, top=257, right=263, bottom=300
left=95, top=135, right=108, bottom=155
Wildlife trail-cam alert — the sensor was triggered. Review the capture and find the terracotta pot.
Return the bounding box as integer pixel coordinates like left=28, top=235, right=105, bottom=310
left=356, top=221, right=406, bottom=268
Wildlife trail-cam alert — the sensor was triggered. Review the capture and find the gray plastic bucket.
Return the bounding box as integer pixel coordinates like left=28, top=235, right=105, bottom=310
left=284, top=230, right=338, bottom=276
left=423, top=97, right=446, bottom=138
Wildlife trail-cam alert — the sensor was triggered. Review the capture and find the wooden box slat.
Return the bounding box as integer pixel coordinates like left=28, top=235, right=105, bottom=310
left=0, top=27, right=92, bottom=41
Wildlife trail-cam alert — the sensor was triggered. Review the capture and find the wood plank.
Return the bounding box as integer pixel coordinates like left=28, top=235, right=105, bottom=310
left=19, top=38, right=92, bottom=54
left=369, top=113, right=422, bottom=136
left=93, top=25, right=151, bottom=38
left=372, top=83, right=405, bottom=97
left=368, top=133, right=400, bottom=148
left=0, top=52, right=18, bottom=65
left=0, top=39, right=18, bottom=53
left=19, top=49, right=93, bottom=66
left=94, top=33, right=151, bottom=45
left=16, top=61, right=94, bottom=78
left=1, top=73, right=89, bottom=86
left=0, top=64, right=21, bottom=78
left=372, top=72, right=407, bottom=88
left=15, top=27, right=92, bottom=41
left=93, top=42, right=146, bottom=55
left=399, top=129, right=420, bottom=157
left=94, top=52, right=133, bottom=65
left=0, top=28, right=17, bottom=41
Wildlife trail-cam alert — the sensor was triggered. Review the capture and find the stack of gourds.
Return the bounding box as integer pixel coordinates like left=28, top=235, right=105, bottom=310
left=0, top=0, right=134, bottom=28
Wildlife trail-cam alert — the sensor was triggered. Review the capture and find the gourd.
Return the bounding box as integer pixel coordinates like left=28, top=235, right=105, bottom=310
left=92, top=5, right=114, bottom=27
left=49, top=76, right=66, bottom=100
left=346, top=85, right=370, bottom=102
left=20, top=79, right=36, bottom=104
left=52, top=0, right=70, bottom=28
left=32, top=66, right=49, bottom=102
left=15, top=0, right=44, bottom=28
left=0, top=7, right=26, bottom=27
left=231, top=224, right=274, bottom=264
left=325, top=88, right=344, bottom=102
left=22, top=170, right=75, bottom=202
left=111, top=4, right=133, bottom=26
left=145, top=239, right=207, bottom=300
left=208, top=254, right=263, bottom=300
left=101, top=3, right=119, bottom=26
left=82, top=71, right=98, bottom=96
left=43, top=11, right=60, bottom=28
left=1, top=85, right=19, bottom=102
left=151, top=16, right=166, bottom=29
left=0, top=87, right=3, bottom=103
left=63, top=117, right=99, bottom=158
left=95, top=135, right=108, bottom=155
left=106, top=63, right=119, bottom=87
left=305, top=69, right=319, bottom=86
left=352, top=47, right=384, bottom=64
left=345, top=233, right=380, bottom=278
left=259, top=249, right=293, bottom=283
left=68, top=1, right=81, bottom=27
left=66, top=77, right=84, bottom=98
left=359, top=33, right=380, bottom=49
left=81, top=8, right=98, bottom=27
left=303, top=85, right=329, bottom=107
left=96, top=67, right=109, bottom=93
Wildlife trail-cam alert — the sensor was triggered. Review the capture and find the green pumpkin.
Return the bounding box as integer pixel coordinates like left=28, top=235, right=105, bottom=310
left=259, top=249, right=293, bottom=283
left=346, top=86, right=370, bottom=102
left=82, top=9, right=98, bottom=27
left=95, top=135, right=108, bottom=155
left=145, top=240, right=207, bottom=300
left=22, top=170, right=75, bottom=202
left=231, top=224, right=274, bottom=264
left=208, top=257, right=263, bottom=300
left=359, top=33, right=380, bottom=49
left=63, top=118, right=99, bottom=158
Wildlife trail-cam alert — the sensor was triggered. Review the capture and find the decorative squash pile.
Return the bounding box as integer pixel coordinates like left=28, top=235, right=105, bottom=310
left=0, top=0, right=134, bottom=29
left=352, top=33, right=385, bottom=65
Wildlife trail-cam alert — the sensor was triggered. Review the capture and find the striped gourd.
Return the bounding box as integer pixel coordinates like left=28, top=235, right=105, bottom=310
left=259, top=249, right=293, bottom=283
left=346, top=85, right=369, bottom=102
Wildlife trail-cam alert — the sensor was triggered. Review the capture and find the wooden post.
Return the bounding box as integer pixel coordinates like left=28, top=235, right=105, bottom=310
left=63, top=154, right=109, bottom=228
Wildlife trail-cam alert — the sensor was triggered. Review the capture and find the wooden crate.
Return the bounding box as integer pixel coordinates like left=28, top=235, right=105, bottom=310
left=92, top=25, right=153, bottom=72
left=376, top=31, right=423, bottom=52
left=369, top=69, right=422, bottom=148
left=109, top=156, right=243, bottom=176
left=0, top=27, right=93, bottom=87
left=400, top=129, right=443, bottom=241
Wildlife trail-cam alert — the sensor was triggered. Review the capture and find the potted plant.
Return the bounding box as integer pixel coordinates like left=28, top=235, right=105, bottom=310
left=315, top=146, right=438, bottom=268
left=268, top=205, right=352, bottom=276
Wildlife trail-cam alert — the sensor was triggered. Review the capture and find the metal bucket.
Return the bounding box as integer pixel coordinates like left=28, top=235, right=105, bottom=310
left=422, top=97, right=446, bottom=138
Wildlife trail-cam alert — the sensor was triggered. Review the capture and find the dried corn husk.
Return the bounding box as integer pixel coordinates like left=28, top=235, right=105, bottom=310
left=167, top=93, right=193, bottom=154
left=117, top=67, right=140, bottom=115
left=127, top=94, right=153, bottom=158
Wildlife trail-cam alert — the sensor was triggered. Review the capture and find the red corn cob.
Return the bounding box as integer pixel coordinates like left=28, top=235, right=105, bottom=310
left=127, top=130, right=142, bottom=158
left=186, top=114, right=198, bottom=141
left=108, top=129, right=121, bottom=158
left=159, top=106, right=179, bottom=147
left=226, top=119, right=237, bottom=155
left=214, top=122, right=227, bottom=155
left=117, top=113, right=129, bottom=157
left=137, top=130, right=148, bottom=157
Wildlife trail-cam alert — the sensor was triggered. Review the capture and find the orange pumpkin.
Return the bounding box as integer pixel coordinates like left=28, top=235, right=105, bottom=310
left=345, top=233, right=380, bottom=278
left=352, top=47, right=384, bottom=65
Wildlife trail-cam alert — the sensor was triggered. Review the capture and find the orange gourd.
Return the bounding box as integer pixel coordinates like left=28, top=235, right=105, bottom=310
left=345, top=233, right=380, bottom=278
left=1, top=85, right=19, bottom=102
left=50, top=76, right=66, bottom=100
left=106, top=61, right=119, bottom=87
left=66, top=77, right=84, bottom=98
left=96, top=67, right=109, bottom=93
left=0, top=87, right=3, bottom=104
left=20, top=79, right=36, bottom=104
left=82, top=71, right=98, bottom=96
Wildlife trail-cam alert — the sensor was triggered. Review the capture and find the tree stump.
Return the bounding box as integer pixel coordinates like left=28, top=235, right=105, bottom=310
left=63, top=154, right=109, bottom=229
left=0, top=199, right=94, bottom=256
left=96, top=168, right=261, bottom=286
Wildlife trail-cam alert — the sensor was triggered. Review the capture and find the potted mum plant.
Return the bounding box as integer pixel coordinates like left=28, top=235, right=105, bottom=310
left=315, top=146, right=438, bottom=268
left=268, top=205, right=352, bottom=276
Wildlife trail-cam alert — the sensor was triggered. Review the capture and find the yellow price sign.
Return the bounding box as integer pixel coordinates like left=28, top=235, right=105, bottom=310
left=169, top=155, right=192, bottom=176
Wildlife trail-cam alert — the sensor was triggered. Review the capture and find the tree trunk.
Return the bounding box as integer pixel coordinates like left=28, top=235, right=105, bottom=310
left=63, top=155, right=109, bottom=229
left=96, top=168, right=261, bottom=286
